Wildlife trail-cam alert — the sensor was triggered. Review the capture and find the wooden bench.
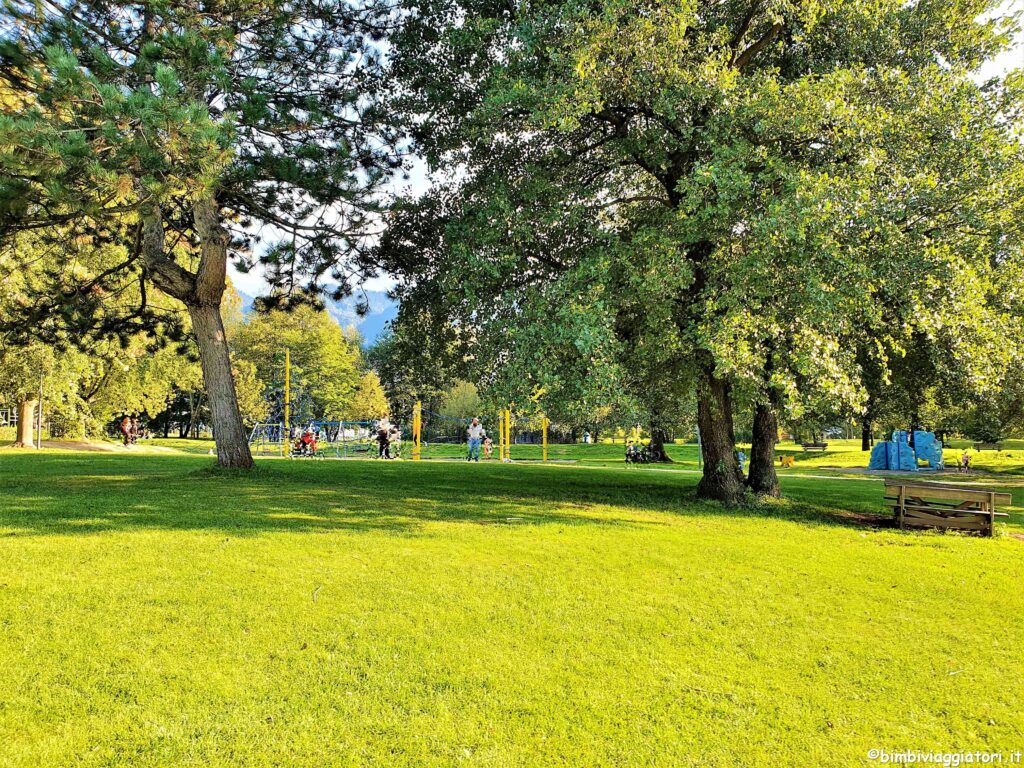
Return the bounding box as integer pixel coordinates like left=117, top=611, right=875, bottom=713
left=884, top=481, right=1011, bottom=537
left=800, top=442, right=828, bottom=452
left=973, top=442, right=1003, bottom=451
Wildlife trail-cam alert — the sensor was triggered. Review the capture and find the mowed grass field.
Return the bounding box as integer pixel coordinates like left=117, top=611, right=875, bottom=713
left=247, top=434, right=1024, bottom=475
left=1, top=450, right=1023, bottom=767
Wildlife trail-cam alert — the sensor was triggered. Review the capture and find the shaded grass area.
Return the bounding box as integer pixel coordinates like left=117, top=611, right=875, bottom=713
left=1, top=453, right=1023, bottom=766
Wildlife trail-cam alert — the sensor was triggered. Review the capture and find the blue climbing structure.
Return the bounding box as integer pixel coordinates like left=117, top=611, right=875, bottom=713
left=868, top=430, right=944, bottom=471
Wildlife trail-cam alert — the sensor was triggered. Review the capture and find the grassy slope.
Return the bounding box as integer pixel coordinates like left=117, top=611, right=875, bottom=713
left=1, top=452, right=1022, bottom=767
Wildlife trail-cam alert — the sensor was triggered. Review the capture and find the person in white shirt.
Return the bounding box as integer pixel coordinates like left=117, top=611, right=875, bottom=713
left=467, top=417, right=485, bottom=462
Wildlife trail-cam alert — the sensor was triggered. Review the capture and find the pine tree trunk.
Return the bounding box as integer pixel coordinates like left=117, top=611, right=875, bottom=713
left=188, top=303, right=254, bottom=468
left=696, top=367, right=744, bottom=502
left=138, top=197, right=253, bottom=469
left=13, top=399, right=37, bottom=448
left=747, top=400, right=780, bottom=497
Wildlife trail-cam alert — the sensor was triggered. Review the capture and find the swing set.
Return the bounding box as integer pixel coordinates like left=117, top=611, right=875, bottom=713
left=408, top=401, right=549, bottom=462
left=248, top=349, right=552, bottom=463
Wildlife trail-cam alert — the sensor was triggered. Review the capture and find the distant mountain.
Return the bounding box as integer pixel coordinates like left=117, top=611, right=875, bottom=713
left=324, top=289, right=398, bottom=345
left=234, top=288, right=397, bottom=346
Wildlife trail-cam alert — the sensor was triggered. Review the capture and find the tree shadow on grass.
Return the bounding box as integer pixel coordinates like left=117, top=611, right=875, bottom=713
left=0, top=452, right=903, bottom=538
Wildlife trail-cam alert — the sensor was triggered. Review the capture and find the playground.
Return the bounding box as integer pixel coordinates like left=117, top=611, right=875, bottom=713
left=0, top=448, right=1022, bottom=767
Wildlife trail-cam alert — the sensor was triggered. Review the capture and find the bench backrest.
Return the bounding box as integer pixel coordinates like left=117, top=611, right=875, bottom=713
left=884, top=481, right=1012, bottom=506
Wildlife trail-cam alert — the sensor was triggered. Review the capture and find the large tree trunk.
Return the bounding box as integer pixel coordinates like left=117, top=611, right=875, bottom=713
left=861, top=416, right=872, bottom=452
left=140, top=200, right=253, bottom=469
left=648, top=414, right=673, bottom=463
left=696, top=367, right=745, bottom=502
left=190, top=198, right=253, bottom=468
left=747, top=399, right=780, bottom=497
left=13, top=399, right=37, bottom=448
left=188, top=302, right=253, bottom=468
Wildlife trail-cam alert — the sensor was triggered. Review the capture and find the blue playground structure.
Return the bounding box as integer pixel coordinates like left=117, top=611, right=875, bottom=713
left=868, top=430, right=944, bottom=471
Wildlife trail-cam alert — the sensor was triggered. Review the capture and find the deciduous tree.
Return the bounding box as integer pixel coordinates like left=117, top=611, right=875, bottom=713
left=382, top=0, right=1024, bottom=501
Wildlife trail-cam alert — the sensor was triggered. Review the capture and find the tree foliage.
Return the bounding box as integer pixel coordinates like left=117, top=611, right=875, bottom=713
left=381, top=0, right=1024, bottom=499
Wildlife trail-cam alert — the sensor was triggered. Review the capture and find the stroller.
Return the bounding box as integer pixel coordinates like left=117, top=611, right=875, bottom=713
left=290, top=430, right=320, bottom=458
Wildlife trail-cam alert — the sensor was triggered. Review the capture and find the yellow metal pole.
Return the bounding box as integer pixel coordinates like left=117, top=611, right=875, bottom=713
left=501, top=411, right=508, bottom=461
left=412, top=400, right=422, bottom=461
left=505, top=407, right=512, bottom=461
left=282, top=348, right=291, bottom=456
left=542, top=415, right=548, bottom=462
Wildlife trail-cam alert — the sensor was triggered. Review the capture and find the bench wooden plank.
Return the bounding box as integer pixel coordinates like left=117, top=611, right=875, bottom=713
left=902, top=507, right=991, bottom=522
left=883, top=482, right=1011, bottom=505
left=885, top=498, right=1011, bottom=516
left=903, top=506, right=990, bottom=521
left=903, top=517, right=991, bottom=531
left=885, top=495, right=982, bottom=508
left=886, top=481, right=1011, bottom=536
left=895, top=517, right=1008, bottom=529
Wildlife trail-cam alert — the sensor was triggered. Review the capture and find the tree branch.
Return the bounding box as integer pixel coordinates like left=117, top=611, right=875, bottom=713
left=734, top=22, right=784, bottom=70
left=141, top=207, right=196, bottom=302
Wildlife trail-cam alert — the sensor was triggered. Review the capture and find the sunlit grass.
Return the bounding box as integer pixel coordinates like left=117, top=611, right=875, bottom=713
left=0, top=452, right=1022, bottom=766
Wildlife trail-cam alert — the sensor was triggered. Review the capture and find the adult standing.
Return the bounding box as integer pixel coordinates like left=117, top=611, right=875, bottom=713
left=467, top=417, right=485, bottom=462
left=377, top=417, right=392, bottom=459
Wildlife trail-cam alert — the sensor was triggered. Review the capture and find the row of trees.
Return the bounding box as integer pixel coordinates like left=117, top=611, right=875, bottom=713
left=3, top=1, right=1023, bottom=502
left=370, top=330, right=1024, bottom=450
left=1, top=272, right=388, bottom=439
left=374, top=0, right=1024, bottom=500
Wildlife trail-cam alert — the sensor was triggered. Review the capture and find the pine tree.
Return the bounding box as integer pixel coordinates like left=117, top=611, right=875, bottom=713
left=0, top=0, right=399, bottom=466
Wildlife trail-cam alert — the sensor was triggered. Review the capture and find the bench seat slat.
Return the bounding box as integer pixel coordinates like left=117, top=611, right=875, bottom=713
left=884, top=496, right=991, bottom=510
left=902, top=518, right=991, bottom=531
left=902, top=507, right=992, bottom=523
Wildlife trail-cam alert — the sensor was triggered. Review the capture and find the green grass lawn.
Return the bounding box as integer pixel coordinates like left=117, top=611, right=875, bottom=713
left=1, top=451, right=1023, bottom=766
left=23, top=432, right=1024, bottom=476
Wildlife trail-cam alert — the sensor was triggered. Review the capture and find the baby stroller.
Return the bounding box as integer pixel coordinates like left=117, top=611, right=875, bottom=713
left=290, top=430, right=320, bottom=458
